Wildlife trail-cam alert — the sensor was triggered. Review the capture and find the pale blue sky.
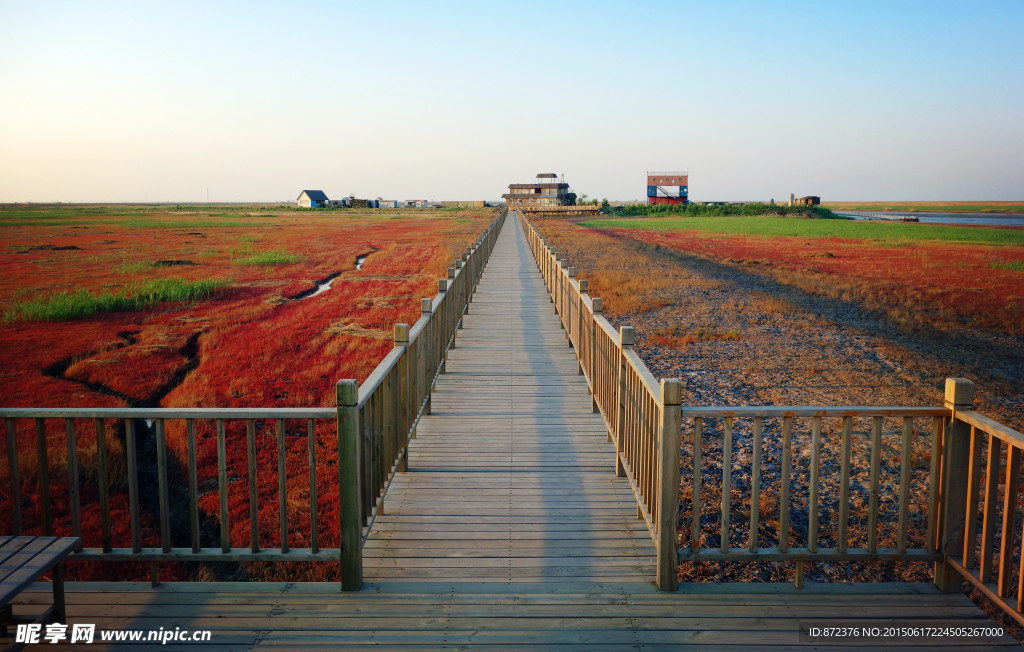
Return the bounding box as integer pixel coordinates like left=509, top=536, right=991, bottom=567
left=1, top=1, right=1022, bottom=202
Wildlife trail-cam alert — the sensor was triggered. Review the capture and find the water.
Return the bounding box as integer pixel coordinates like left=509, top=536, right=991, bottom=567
left=356, top=254, right=369, bottom=270
left=835, top=210, right=1024, bottom=227
left=308, top=275, right=337, bottom=298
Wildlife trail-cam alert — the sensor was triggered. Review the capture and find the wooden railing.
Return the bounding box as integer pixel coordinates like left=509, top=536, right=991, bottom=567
left=519, top=212, right=1024, bottom=627
left=942, top=379, right=1024, bottom=628
left=519, top=212, right=681, bottom=590
left=2, top=407, right=337, bottom=568
left=677, top=407, right=947, bottom=576
left=337, top=207, right=506, bottom=588
left=2, top=208, right=506, bottom=591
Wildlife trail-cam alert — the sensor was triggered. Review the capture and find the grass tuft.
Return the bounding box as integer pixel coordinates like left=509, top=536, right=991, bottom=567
left=231, top=249, right=301, bottom=266
left=991, top=260, right=1024, bottom=272
left=2, top=278, right=227, bottom=322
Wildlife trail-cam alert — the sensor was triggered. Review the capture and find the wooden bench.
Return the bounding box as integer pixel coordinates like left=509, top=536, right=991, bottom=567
left=0, top=536, right=81, bottom=635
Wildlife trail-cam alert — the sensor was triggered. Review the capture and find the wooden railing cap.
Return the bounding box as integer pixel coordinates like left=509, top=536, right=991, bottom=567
left=944, top=377, right=975, bottom=409
left=661, top=378, right=682, bottom=405
left=336, top=379, right=358, bottom=407
left=620, top=326, right=635, bottom=347
left=394, top=323, right=410, bottom=345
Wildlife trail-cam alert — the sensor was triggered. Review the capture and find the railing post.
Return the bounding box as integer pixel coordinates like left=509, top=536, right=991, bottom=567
left=592, top=298, right=602, bottom=416
left=658, top=378, right=682, bottom=591
left=395, top=324, right=410, bottom=473
left=337, top=379, right=363, bottom=591
left=614, top=326, right=634, bottom=477
left=935, top=377, right=974, bottom=592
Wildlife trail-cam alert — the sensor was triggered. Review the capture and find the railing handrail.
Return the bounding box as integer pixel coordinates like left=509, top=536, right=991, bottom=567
left=0, top=407, right=335, bottom=419
left=681, top=406, right=950, bottom=418
left=955, top=409, right=1024, bottom=448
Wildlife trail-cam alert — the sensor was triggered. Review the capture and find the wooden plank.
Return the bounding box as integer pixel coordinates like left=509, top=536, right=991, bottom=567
left=125, top=418, right=141, bottom=553
left=998, top=446, right=1020, bottom=598
left=186, top=418, right=200, bottom=553
left=980, top=437, right=1001, bottom=582
left=750, top=416, right=762, bottom=552
left=217, top=418, right=229, bottom=552
left=779, top=416, right=792, bottom=553
left=867, top=416, right=882, bottom=553
left=809, top=416, right=821, bottom=553
left=897, top=417, right=912, bottom=554
left=838, top=416, right=852, bottom=554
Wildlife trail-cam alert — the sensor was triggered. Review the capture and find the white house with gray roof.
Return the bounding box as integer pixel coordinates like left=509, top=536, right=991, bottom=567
left=296, top=189, right=329, bottom=208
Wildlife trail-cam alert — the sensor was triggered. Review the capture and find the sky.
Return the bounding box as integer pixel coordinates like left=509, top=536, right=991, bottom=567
left=1, top=0, right=1022, bottom=203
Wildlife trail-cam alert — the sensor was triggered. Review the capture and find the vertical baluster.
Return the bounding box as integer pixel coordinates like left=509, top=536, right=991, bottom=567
left=721, top=417, right=733, bottom=553
left=125, top=419, right=141, bottom=552
left=96, top=418, right=111, bottom=553
left=980, top=437, right=1000, bottom=582
left=808, top=417, right=821, bottom=553
left=867, top=416, right=882, bottom=553
left=837, top=416, right=852, bottom=554
left=897, top=417, right=913, bottom=554
left=216, top=419, right=229, bottom=552
left=277, top=418, right=288, bottom=553
left=963, top=426, right=984, bottom=568
left=614, top=328, right=634, bottom=477
left=5, top=418, right=20, bottom=535
left=362, top=404, right=373, bottom=523
left=780, top=416, right=793, bottom=553
left=156, top=419, right=170, bottom=553
left=34, top=419, right=51, bottom=536
left=926, top=417, right=942, bottom=553
left=998, top=446, right=1020, bottom=598
left=692, top=417, right=702, bottom=553
left=246, top=419, right=259, bottom=552
left=64, top=419, right=81, bottom=550
left=186, top=419, right=199, bottom=553
left=749, top=417, right=762, bottom=553
left=308, top=418, right=319, bottom=554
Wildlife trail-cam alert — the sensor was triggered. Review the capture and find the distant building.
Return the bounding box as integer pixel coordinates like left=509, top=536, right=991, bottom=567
left=503, top=173, right=572, bottom=209
left=647, top=172, right=688, bottom=205
left=441, top=200, right=486, bottom=208
left=797, top=196, right=821, bottom=206
left=297, top=190, right=329, bottom=208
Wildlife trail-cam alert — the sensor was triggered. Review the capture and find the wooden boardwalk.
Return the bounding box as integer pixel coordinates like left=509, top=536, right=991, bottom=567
left=363, top=218, right=655, bottom=584
left=9, top=214, right=1018, bottom=648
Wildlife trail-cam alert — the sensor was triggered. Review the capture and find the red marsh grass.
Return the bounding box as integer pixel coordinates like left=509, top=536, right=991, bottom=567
left=0, top=206, right=495, bottom=581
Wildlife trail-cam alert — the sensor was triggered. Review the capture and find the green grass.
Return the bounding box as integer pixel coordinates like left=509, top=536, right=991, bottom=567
left=115, top=259, right=151, bottom=275
left=991, top=260, right=1024, bottom=272
left=2, top=278, right=228, bottom=323
left=231, top=249, right=301, bottom=266
left=824, top=203, right=1024, bottom=214
left=123, top=219, right=272, bottom=229
left=581, top=216, right=1024, bottom=246
left=608, top=202, right=841, bottom=219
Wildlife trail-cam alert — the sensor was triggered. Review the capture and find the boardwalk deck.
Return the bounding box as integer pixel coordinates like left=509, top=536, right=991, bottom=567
left=363, top=218, right=652, bottom=584
left=7, top=213, right=1017, bottom=648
